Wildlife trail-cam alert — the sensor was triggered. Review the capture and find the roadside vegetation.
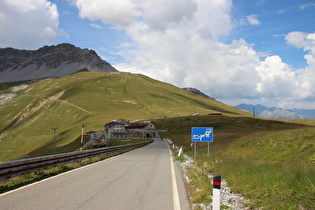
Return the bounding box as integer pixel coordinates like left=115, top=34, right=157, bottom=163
left=155, top=115, right=315, bottom=209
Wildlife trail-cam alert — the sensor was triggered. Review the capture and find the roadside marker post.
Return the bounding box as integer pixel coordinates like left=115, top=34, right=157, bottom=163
left=212, top=174, right=221, bottom=210
left=80, top=123, right=85, bottom=151
left=178, top=146, right=183, bottom=157
left=191, top=127, right=213, bottom=161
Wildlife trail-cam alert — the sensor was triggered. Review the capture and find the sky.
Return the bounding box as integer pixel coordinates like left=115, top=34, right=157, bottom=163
left=1, top=0, right=315, bottom=109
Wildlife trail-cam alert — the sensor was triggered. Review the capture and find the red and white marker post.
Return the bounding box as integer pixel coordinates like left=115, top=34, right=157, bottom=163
left=212, top=174, right=221, bottom=210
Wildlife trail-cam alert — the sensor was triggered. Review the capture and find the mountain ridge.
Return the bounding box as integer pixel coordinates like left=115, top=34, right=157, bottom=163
left=0, top=43, right=117, bottom=83
left=234, top=103, right=315, bottom=120
left=182, top=87, right=211, bottom=98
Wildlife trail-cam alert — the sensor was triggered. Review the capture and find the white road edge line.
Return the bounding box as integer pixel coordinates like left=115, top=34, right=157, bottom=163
left=168, top=143, right=181, bottom=210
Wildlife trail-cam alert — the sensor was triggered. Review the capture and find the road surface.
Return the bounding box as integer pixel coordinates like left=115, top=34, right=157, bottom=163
left=0, top=139, right=190, bottom=210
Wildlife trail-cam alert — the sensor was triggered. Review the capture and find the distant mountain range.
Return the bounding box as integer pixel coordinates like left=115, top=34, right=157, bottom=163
left=0, top=43, right=117, bottom=83
left=234, top=103, right=315, bottom=120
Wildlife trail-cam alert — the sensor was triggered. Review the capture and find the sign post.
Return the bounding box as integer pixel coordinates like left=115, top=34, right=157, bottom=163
left=191, top=127, right=213, bottom=160
left=208, top=142, right=210, bottom=156
left=194, top=142, right=196, bottom=161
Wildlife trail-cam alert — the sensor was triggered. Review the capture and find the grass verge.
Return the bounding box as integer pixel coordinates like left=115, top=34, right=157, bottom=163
left=156, top=115, right=315, bottom=209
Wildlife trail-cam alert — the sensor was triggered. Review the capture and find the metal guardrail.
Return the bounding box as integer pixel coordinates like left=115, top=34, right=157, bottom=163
left=0, top=140, right=153, bottom=181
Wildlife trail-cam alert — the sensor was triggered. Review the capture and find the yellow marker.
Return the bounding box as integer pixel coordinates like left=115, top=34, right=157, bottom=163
left=81, top=123, right=85, bottom=144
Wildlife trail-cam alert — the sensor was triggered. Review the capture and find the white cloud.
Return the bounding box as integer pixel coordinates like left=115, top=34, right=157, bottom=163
left=247, top=31, right=315, bottom=108
left=0, top=0, right=61, bottom=49
left=74, top=0, right=140, bottom=27
left=254, top=0, right=265, bottom=7
left=255, top=56, right=297, bottom=97
left=247, top=14, right=260, bottom=25
left=90, top=23, right=102, bottom=29
left=239, top=14, right=260, bottom=26
left=73, top=0, right=315, bottom=108
left=285, top=31, right=315, bottom=100
left=114, top=0, right=260, bottom=99
left=139, top=0, right=197, bottom=30
left=300, top=3, right=315, bottom=10
left=285, top=31, right=315, bottom=53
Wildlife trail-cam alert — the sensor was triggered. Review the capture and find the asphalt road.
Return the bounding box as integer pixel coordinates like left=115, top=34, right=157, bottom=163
left=0, top=139, right=190, bottom=210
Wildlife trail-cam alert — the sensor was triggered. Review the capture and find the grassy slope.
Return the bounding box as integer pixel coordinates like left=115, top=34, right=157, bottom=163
left=0, top=71, right=247, bottom=161
left=1, top=71, right=314, bottom=208
left=154, top=115, right=315, bottom=209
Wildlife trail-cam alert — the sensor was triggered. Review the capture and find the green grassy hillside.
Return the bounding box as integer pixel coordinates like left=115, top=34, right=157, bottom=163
left=0, top=71, right=248, bottom=161
left=154, top=115, right=315, bottom=209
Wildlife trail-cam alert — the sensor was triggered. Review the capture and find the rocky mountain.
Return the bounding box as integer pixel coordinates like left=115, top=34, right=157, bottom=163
left=0, top=43, right=117, bottom=83
left=183, top=87, right=211, bottom=98
left=234, top=104, right=273, bottom=116
left=234, top=103, right=315, bottom=120
left=259, top=109, right=306, bottom=119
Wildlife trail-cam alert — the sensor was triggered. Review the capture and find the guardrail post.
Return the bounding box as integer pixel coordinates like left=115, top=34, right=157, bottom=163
left=212, top=174, right=221, bottom=210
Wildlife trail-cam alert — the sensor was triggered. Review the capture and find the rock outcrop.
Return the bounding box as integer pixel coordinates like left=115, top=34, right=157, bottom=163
left=0, top=43, right=117, bottom=83
left=183, top=87, right=211, bottom=98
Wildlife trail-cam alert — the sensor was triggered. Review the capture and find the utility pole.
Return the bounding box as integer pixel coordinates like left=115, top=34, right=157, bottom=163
left=253, top=107, right=256, bottom=119
left=253, top=107, right=256, bottom=132
left=51, top=127, right=58, bottom=154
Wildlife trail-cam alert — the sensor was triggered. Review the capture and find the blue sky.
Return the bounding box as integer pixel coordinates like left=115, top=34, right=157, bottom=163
left=1, top=0, right=315, bottom=109
left=230, top=0, right=315, bottom=69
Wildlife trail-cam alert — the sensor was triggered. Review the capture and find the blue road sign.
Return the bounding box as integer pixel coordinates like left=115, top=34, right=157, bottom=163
left=192, top=127, right=213, bottom=142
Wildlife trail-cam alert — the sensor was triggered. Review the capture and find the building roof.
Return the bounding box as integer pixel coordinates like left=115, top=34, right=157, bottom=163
left=105, top=119, right=155, bottom=129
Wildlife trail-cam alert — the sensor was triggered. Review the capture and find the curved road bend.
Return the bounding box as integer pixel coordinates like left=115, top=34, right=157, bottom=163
left=0, top=139, right=190, bottom=210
